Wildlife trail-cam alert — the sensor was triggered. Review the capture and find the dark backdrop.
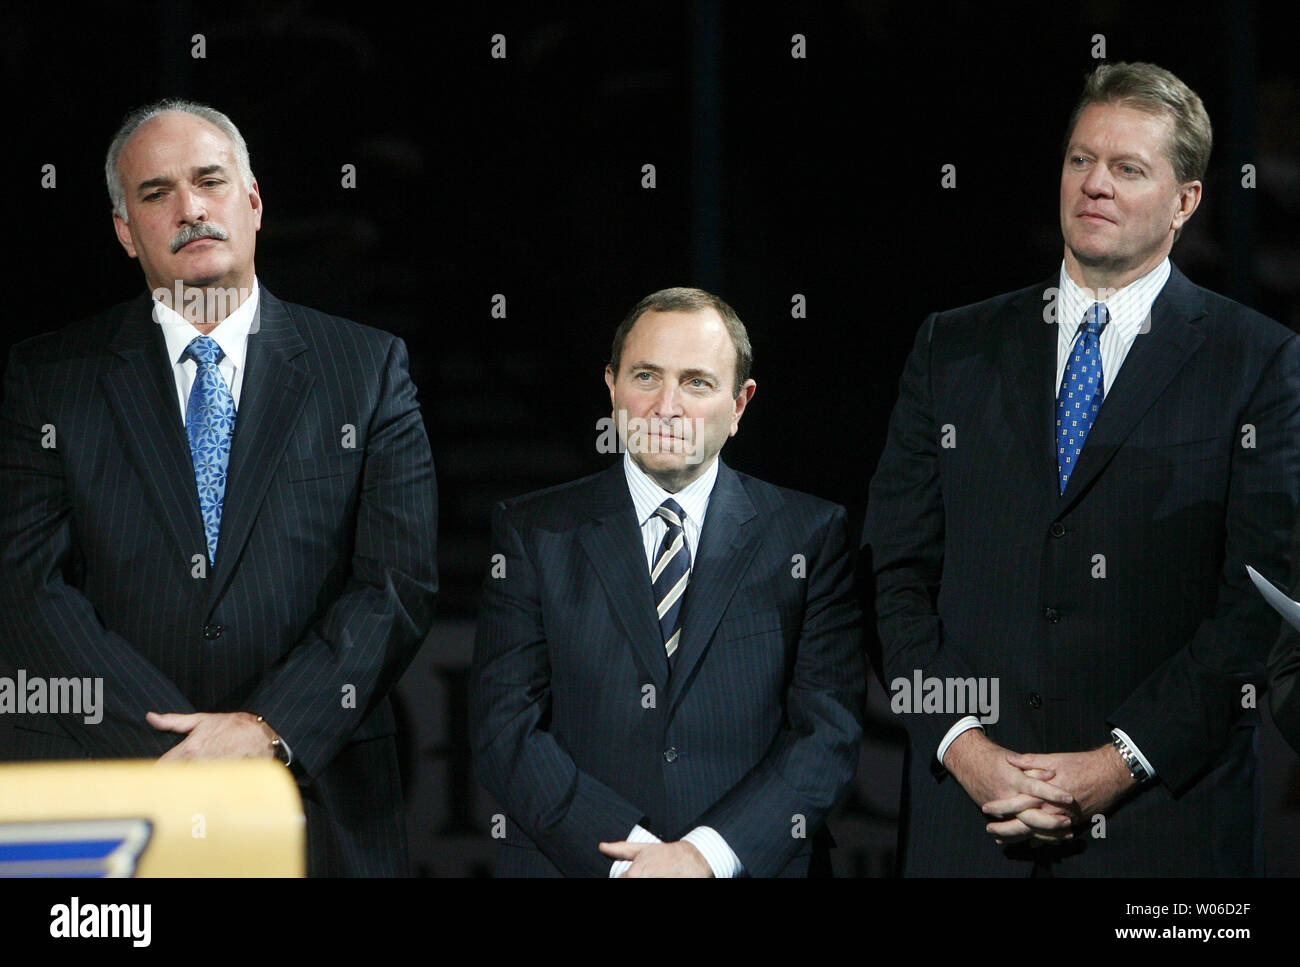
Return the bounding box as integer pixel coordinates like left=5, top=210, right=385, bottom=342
left=3, top=0, right=1297, bottom=875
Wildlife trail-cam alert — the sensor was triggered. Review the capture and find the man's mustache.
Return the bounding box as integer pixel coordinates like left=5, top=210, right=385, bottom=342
left=170, top=222, right=229, bottom=253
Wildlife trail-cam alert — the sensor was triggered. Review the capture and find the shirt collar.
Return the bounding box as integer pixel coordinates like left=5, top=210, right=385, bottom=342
left=622, top=450, right=720, bottom=530
left=1058, top=258, right=1170, bottom=341
left=155, top=277, right=260, bottom=369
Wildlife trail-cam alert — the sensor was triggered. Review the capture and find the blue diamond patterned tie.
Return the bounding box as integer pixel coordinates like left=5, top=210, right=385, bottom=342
left=651, top=499, right=691, bottom=663
left=1056, top=302, right=1108, bottom=493
left=183, top=335, right=236, bottom=563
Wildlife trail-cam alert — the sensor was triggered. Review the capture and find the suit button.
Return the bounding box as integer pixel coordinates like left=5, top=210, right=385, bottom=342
left=663, top=747, right=678, bottom=763
left=1044, top=607, right=1060, bottom=623
left=1028, top=692, right=1043, bottom=709
left=202, top=624, right=223, bottom=640
left=1050, top=522, right=1066, bottom=538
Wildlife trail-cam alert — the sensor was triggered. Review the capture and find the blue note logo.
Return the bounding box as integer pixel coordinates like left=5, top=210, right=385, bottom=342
left=0, top=818, right=152, bottom=877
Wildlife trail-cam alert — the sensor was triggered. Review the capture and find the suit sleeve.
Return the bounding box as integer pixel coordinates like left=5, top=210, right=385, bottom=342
left=690, top=504, right=867, bottom=877
left=1109, top=334, right=1300, bottom=792
left=862, top=314, right=982, bottom=760
left=242, top=335, right=438, bottom=782
left=468, top=501, right=648, bottom=876
left=0, top=349, right=195, bottom=757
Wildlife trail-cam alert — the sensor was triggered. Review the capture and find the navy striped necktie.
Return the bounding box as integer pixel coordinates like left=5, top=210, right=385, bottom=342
left=651, top=499, right=691, bottom=663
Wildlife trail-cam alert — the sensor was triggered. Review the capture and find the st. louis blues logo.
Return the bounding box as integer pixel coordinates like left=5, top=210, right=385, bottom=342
left=0, top=819, right=152, bottom=877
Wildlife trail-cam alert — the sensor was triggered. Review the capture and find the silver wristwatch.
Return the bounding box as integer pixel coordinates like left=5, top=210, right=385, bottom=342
left=1111, top=732, right=1149, bottom=784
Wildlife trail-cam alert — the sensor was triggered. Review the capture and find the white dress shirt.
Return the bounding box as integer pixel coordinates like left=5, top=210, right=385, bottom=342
left=152, top=279, right=292, bottom=766
left=936, top=260, right=1169, bottom=780
left=608, top=452, right=743, bottom=878
left=154, top=277, right=260, bottom=419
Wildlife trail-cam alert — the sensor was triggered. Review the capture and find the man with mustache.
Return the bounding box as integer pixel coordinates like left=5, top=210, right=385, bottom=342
left=0, top=99, right=437, bottom=875
left=865, top=62, right=1300, bottom=875
left=469, top=288, right=865, bottom=876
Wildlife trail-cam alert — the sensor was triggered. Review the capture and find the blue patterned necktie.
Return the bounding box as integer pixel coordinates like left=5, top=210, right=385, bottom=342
left=183, top=335, right=236, bottom=563
left=1056, top=302, right=1109, bottom=493
left=651, top=499, right=691, bottom=663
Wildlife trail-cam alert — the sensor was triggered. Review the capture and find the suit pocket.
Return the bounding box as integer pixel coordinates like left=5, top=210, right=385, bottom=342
left=715, top=612, right=783, bottom=642
left=282, top=451, right=364, bottom=482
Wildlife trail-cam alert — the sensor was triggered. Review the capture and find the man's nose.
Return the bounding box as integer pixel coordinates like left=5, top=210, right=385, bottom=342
left=1081, top=165, right=1113, bottom=197
left=652, top=382, right=684, bottom=416
left=175, top=187, right=207, bottom=223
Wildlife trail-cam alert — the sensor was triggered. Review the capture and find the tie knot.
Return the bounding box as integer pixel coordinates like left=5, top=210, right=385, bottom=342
left=183, top=334, right=224, bottom=366
left=655, top=499, right=685, bottom=530
left=1080, top=302, right=1109, bottom=336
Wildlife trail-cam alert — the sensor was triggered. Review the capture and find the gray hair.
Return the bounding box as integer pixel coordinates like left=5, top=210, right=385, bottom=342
left=105, top=98, right=255, bottom=221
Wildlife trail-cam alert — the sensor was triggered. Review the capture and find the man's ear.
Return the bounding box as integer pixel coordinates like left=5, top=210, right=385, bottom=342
left=1171, top=180, right=1202, bottom=233
left=113, top=212, right=138, bottom=259
left=605, top=365, right=617, bottom=410
left=729, top=379, right=757, bottom=436
left=247, top=179, right=263, bottom=231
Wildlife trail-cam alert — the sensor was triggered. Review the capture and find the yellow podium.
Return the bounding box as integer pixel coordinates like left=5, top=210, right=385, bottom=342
left=0, top=760, right=304, bottom=877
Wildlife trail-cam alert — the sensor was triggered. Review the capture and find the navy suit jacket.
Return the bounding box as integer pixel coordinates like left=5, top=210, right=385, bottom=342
left=0, top=287, right=438, bottom=876
left=469, top=460, right=866, bottom=876
left=864, top=263, right=1300, bottom=875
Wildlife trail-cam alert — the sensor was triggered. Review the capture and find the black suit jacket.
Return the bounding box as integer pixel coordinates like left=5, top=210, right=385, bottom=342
left=0, top=287, right=438, bottom=876
left=469, top=460, right=866, bottom=876
left=864, top=263, right=1300, bottom=875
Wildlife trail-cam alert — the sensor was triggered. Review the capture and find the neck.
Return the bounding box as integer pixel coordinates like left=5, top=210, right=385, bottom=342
left=151, top=277, right=254, bottom=331
left=1063, top=248, right=1167, bottom=296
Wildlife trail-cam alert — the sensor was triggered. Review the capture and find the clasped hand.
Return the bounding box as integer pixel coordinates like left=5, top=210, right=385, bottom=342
left=944, top=730, right=1136, bottom=845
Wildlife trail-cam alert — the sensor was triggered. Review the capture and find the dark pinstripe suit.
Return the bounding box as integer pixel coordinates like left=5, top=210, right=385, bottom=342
left=469, top=460, right=865, bottom=876
left=864, top=264, right=1300, bottom=875
left=0, top=287, right=438, bottom=876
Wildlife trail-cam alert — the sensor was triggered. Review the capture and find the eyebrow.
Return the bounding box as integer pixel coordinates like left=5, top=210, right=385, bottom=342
left=135, top=164, right=228, bottom=195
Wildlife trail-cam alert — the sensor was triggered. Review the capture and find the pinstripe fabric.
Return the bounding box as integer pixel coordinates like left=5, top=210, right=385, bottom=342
left=469, top=461, right=866, bottom=877
left=0, top=288, right=438, bottom=876
left=865, top=263, right=1300, bottom=875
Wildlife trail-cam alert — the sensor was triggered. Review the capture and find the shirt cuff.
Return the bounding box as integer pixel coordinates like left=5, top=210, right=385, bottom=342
left=937, top=716, right=984, bottom=766
left=609, top=823, right=661, bottom=877
left=681, top=826, right=742, bottom=878
left=1110, top=727, right=1156, bottom=779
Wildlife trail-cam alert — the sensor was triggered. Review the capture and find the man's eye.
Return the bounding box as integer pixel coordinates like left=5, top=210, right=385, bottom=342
left=143, top=192, right=162, bottom=201
left=634, top=372, right=653, bottom=381
left=1120, top=165, right=1140, bottom=175
left=200, top=180, right=221, bottom=187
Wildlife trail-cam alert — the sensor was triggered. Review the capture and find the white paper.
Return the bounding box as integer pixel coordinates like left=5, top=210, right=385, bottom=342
left=1246, top=565, right=1300, bottom=632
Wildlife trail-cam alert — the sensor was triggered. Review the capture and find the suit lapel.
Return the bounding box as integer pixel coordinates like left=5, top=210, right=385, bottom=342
left=101, top=294, right=209, bottom=565
left=206, top=289, right=313, bottom=598
left=998, top=278, right=1061, bottom=503
left=1060, top=264, right=1208, bottom=511
left=667, top=462, right=762, bottom=712
left=577, top=465, right=670, bottom=692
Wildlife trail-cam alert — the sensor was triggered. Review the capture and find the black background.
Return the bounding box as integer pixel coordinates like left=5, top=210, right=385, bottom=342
left=3, top=0, right=1298, bottom=876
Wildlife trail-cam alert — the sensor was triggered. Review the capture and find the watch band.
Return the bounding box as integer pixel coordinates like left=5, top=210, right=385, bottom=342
left=1111, top=732, right=1149, bottom=784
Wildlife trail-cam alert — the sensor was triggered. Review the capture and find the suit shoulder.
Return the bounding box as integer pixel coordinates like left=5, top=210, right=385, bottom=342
left=276, top=299, right=404, bottom=353
left=495, top=471, right=610, bottom=527
left=1192, top=283, right=1295, bottom=352
left=6, top=296, right=144, bottom=369
left=929, top=281, right=1046, bottom=332
left=732, top=471, right=847, bottom=525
